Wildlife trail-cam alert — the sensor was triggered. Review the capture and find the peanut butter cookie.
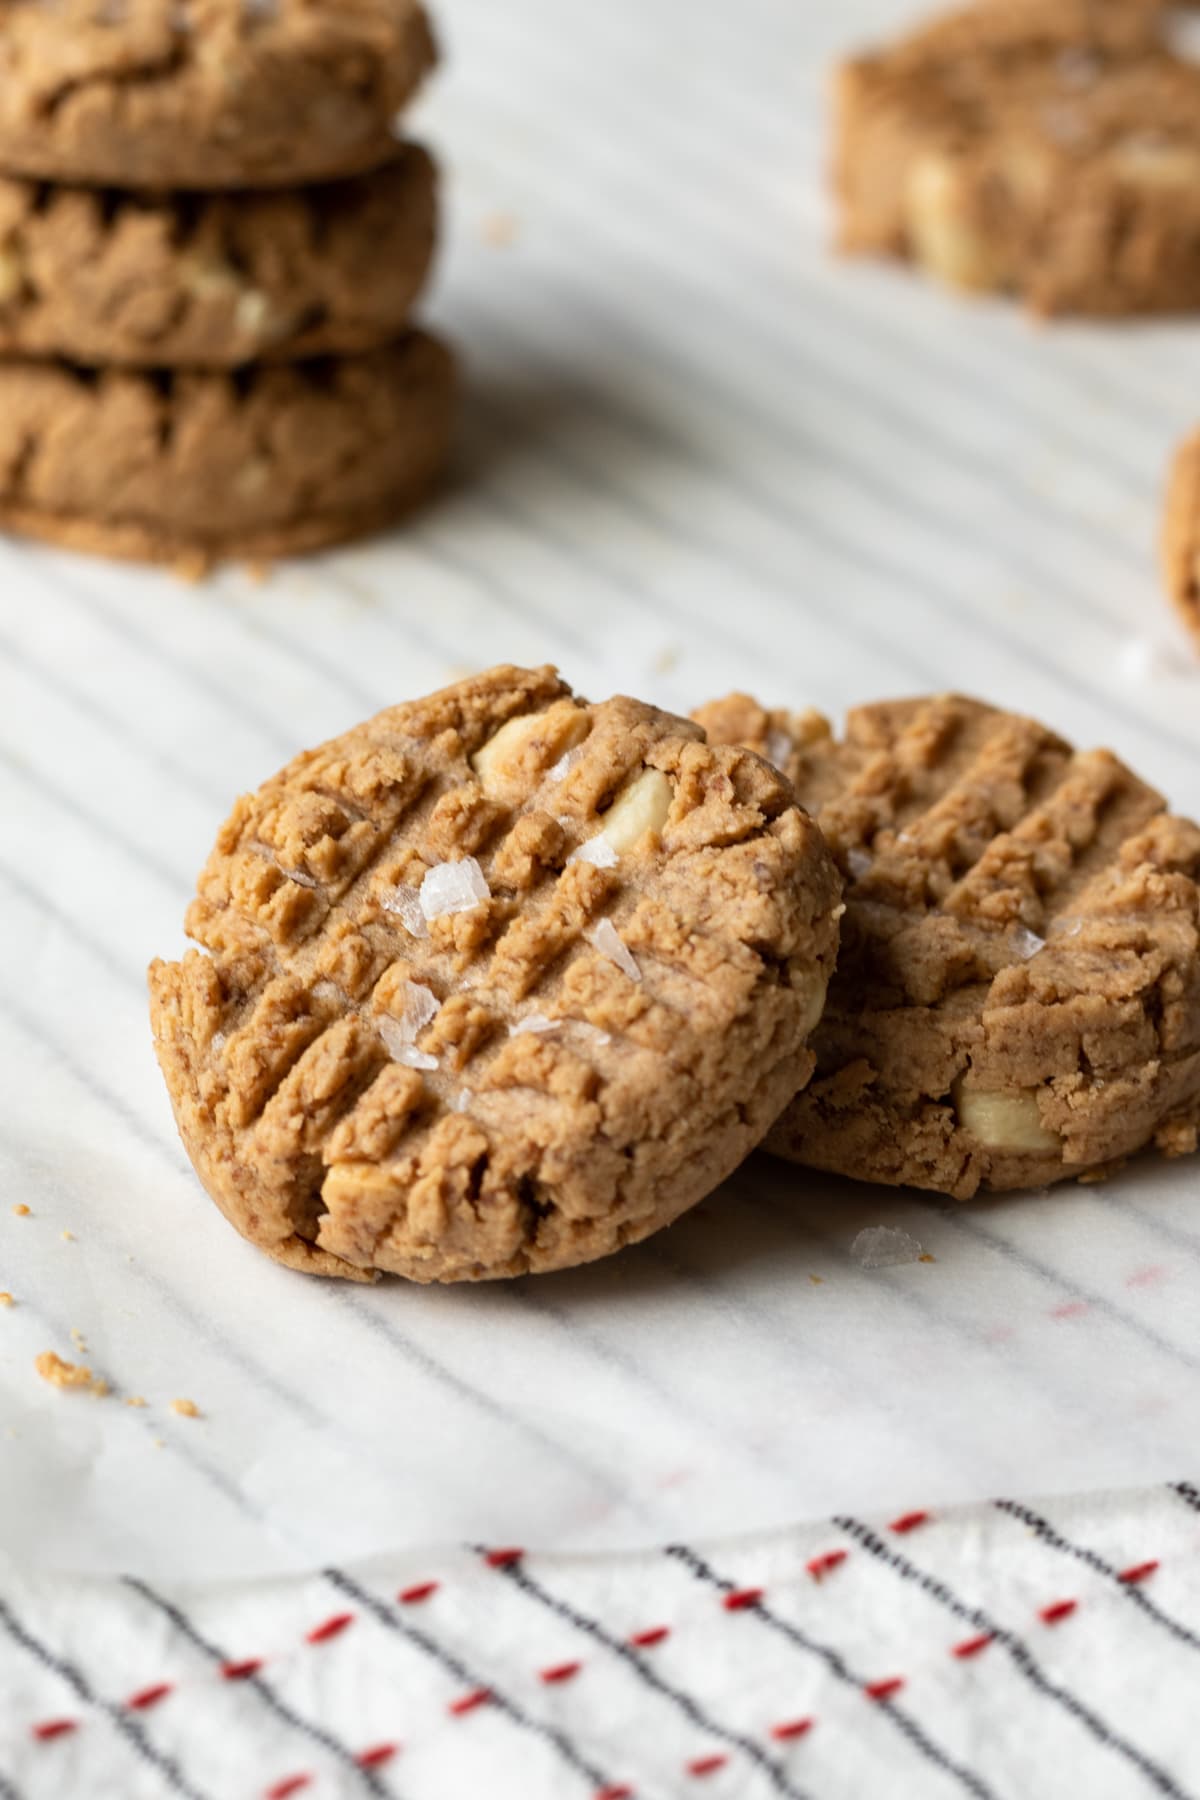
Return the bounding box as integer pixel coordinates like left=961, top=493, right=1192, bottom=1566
left=837, top=0, right=1200, bottom=315
left=0, top=146, right=437, bottom=369
left=149, top=667, right=842, bottom=1282
left=696, top=692, right=1200, bottom=1197
left=0, top=330, right=455, bottom=567
left=0, top=0, right=436, bottom=190
left=1163, top=427, right=1200, bottom=653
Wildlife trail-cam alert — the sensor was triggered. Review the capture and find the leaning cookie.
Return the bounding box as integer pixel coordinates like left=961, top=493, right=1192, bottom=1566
left=1162, top=428, right=1200, bottom=654
left=0, top=0, right=436, bottom=190
left=837, top=0, right=1200, bottom=316
left=695, top=692, right=1200, bottom=1198
left=0, top=147, right=437, bottom=370
left=149, top=667, right=842, bottom=1283
left=0, top=332, right=455, bottom=568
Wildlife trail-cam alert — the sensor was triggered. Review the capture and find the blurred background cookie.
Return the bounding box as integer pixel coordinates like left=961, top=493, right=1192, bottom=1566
left=836, top=0, right=1200, bottom=316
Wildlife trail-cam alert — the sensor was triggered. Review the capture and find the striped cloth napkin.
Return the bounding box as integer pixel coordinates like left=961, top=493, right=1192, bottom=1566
left=4, top=1480, right=1198, bottom=1800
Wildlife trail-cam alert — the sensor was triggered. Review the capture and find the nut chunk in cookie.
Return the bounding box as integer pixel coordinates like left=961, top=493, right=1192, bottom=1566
left=150, top=666, right=842, bottom=1283
left=696, top=692, right=1200, bottom=1198
left=836, top=0, right=1200, bottom=316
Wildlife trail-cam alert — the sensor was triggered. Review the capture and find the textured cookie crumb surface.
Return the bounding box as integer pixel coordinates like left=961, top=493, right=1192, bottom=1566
left=0, top=0, right=437, bottom=189
left=0, top=331, right=455, bottom=567
left=837, top=0, right=1200, bottom=316
left=150, top=665, right=842, bottom=1283
left=695, top=691, right=1200, bottom=1198
left=0, top=146, right=438, bottom=370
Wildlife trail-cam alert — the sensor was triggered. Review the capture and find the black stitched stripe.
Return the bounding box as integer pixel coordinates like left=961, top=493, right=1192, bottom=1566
left=124, top=1580, right=391, bottom=1799
left=833, top=1517, right=1193, bottom=1800
left=666, top=1544, right=998, bottom=1800
left=487, top=1554, right=814, bottom=1800
left=1171, top=1483, right=1200, bottom=1518
left=323, top=1567, right=608, bottom=1798
left=993, top=1500, right=1200, bottom=1656
left=0, top=1594, right=210, bottom=1800
left=0, top=1767, right=21, bottom=1800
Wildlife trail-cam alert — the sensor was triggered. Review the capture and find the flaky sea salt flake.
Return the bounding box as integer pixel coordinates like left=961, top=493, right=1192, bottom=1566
left=397, top=981, right=440, bottom=1040
left=378, top=1018, right=438, bottom=1071
left=1012, top=926, right=1046, bottom=961
left=510, top=1014, right=560, bottom=1038
left=381, top=883, right=429, bottom=938
left=851, top=1225, right=923, bottom=1270
left=569, top=834, right=619, bottom=870
left=587, top=918, right=641, bottom=982
left=766, top=729, right=793, bottom=771
left=548, top=745, right=586, bottom=784
left=420, top=857, right=490, bottom=921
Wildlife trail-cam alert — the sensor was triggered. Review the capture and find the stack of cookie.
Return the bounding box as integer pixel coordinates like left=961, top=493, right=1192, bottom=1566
left=0, top=0, right=454, bottom=569
left=149, top=665, right=1200, bottom=1287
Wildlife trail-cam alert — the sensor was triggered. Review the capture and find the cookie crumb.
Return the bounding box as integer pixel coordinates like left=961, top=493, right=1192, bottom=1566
left=125, top=1396, right=147, bottom=1409
left=35, top=1352, right=108, bottom=1397
left=808, top=1274, right=824, bottom=1286
left=60, top=1230, right=76, bottom=1243
left=170, top=1398, right=201, bottom=1418
left=482, top=211, right=518, bottom=247
left=11, top=1204, right=29, bottom=1217
left=918, top=1253, right=937, bottom=1264
left=0, top=1292, right=14, bottom=1307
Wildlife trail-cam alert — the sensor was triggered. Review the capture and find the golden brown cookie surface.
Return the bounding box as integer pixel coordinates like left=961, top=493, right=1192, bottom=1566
left=150, top=667, right=842, bottom=1282
left=695, top=691, right=1200, bottom=1197
left=1163, top=428, right=1200, bottom=654
left=837, top=0, right=1200, bottom=316
left=0, top=0, right=436, bottom=189
left=0, top=147, right=437, bottom=369
left=0, top=330, right=455, bottom=568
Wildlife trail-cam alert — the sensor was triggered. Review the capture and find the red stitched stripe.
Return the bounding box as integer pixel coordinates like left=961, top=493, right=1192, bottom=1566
left=890, top=1510, right=930, bottom=1534
left=629, top=1625, right=670, bottom=1648
left=222, top=1657, right=264, bottom=1681
left=952, top=1633, right=994, bottom=1659
left=1118, top=1560, right=1159, bottom=1585
left=126, top=1682, right=173, bottom=1711
left=770, top=1717, right=814, bottom=1741
left=687, top=1753, right=729, bottom=1777
left=1039, top=1599, right=1078, bottom=1625
left=306, top=1613, right=354, bottom=1645
left=864, top=1676, right=905, bottom=1701
left=806, top=1549, right=847, bottom=1579
left=31, top=1719, right=77, bottom=1741
left=356, top=1744, right=400, bottom=1768
left=265, top=1777, right=312, bottom=1800
left=398, top=1581, right=439, bottom=1605
left=484, top=1548, right=524, bottom=1568
left=540, top=1660, right=583, bottom=1684
left=723, top=1587, right=764, bottom=1611
left=449, top=1687, right=492, bottom=1716
left=595, top=1786, right=635, bottom=1800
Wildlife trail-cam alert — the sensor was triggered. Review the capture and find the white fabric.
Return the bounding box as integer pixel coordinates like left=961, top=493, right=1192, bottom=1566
left=3, top=1483, right=1200, bottom=1798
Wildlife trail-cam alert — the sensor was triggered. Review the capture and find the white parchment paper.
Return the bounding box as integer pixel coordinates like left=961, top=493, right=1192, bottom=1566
left=1, top=0, right=1198, bottom=1578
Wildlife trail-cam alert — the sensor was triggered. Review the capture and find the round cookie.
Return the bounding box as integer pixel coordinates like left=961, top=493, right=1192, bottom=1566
left=149, top=666, right=842, bottom=1283
left=695, top=692, right=1200, bottom=1198
left=838, top=0, right=1200, bottom=316
left=1162, top=427, right=1200, bottom=655
left=0, top=330, right=455, bottom=568
left=0, top=146, right=437, bottom=370
left=0, top=0, right=436, bottom=190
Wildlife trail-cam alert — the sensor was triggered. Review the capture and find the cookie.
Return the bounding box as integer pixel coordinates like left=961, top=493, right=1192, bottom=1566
left=695, top=692, right=1200, bottom=1198
left=0, top=330, right=455, bottom=567
left=836, top=0, right=1200, bottom=316
left=148, top=666, right=842, bottom=1283
left=1162, top=427, right=1200, bottom=653
left=0, top=145, right=437, bottom=370
left=0, top=0, right=436, bottom=190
